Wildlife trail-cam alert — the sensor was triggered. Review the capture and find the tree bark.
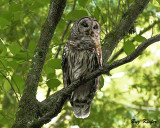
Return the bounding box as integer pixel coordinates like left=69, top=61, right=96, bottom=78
left=12, top=0, right=67, bottom=127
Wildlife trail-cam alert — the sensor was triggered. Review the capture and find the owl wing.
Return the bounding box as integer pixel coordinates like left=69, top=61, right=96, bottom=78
left=62, top=43, right=71, bottom=88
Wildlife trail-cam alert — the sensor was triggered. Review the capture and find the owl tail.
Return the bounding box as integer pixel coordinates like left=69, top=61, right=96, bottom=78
left=70, top=82, right=94, bottom=118
left=72, top=102, right=91, bottom=118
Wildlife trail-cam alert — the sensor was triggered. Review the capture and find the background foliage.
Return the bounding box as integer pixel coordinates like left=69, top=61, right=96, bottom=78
left=0, top=0, right=160, bottom=127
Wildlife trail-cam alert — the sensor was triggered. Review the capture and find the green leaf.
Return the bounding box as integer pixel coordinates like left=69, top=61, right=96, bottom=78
left=44, top=64, right=54, bottom=74
left=47, top=79, right=61, bottom=89
left=66, top=10, right=88, bottom=21
left=0, top=75, right=3, bottom=87
left=93, top=7, right=100, bottom=21
left=4, top=80, right=11, bottom=92
left=28, top=40, right=37, bottom=53
left=78, top=0, right=90, bottom=7
left=134, top=35, right=146, bottom=42
left=1, top=11, right=12, bottom=21
left=56, top=19, right=66, bottom=30
left=123, top=40, right=135, bottom=55
left=156, top=0, right=160, bottom=4
left=0, top=17, right=11, bottom=26
left=16, top=66, right=29, bottom=72
left=52, top=36, right=61, bottom=45
left=14, top=52, right=32, bottom=61
left=47, top=59, right=61, bottom=69
left=129, top=0, right=134, bottom=4
left=30, top=2, right=43, bottom=10
left=7, top=61, right=18, bottom=69
left=6, top=92, right=14, bottom=104
left=9, top=2, right=22, bottom=12
left=100, top=13, right=107, bottom=25
left=0, top=114, right=3, bottom=120
left=47, top=72, right=56, bottom=80
left=0, top=39, right=6, bottom=54
left=99, top=76, right=104, bottom=91
left=11, top=75, right=25, bottom=94
left=39, top=75, right=43, bottom=82
left=9, top=42, right=21, bottom=55
left=13, top=11, right=23, bottom=21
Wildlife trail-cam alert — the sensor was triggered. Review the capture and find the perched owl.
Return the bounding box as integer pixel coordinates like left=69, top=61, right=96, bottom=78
left=62, top=16, right=102, bottom=118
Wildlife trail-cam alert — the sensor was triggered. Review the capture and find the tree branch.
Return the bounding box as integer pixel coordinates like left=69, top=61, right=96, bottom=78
left=107, top=34, right=160, bottom=70
left=0, top=70, right=19, bottom=102
left=115, top=0, right=121, bottom=27
left=12, top=0, right=67, bottom=127
left=126, top=104, right=160, bottom=111
left=32, top=34, right=160, bottom=127
left=102, top=0, right=150, bottom=63
left=139, top=19, right=160, bottom=35
left=109, top=19, right=160, bottom=62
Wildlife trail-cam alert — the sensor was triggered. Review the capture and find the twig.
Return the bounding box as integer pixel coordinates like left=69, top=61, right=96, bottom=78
left=139, top=19, right=160, bottom=35
left=108, top=0, right=110, bottom=31
left=72, top=0, right=77, bottom=11
left=108, top=100, right=160, bottom=111
left=0, top=60, right=21, bottom=97
left=93, top=0, right=105, bottom=24
left=0, top=70, right=19, bottom=102
left=108, top=19, right=160, bottom=62
left=103, top=0, right=115, bottom=33
left=151, top=21, right=154, bottom=37
left=108, top=34, right=160, bottom=70
left=127, top=0, right=129, bottom=8
left=115, top=0, right=121, bottom=27
left=108, top=48, right=123, bottom=63
left=126, top=104, right=160, bottom=111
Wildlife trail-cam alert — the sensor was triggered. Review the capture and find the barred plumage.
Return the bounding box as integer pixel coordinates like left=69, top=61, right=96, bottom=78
left=62, top=16, right=102, bottom=118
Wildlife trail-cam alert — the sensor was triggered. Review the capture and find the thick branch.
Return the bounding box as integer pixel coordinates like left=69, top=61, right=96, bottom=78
left=22, top=0, right=67, bottom=99
left=12, top=0, right=67, bottom=128
left=102, top=0, right=150, bottom=63
left=33, top=34, right=160, bottom=127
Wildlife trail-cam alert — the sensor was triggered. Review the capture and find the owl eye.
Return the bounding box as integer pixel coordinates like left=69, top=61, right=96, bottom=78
left=82, top=22, right=88, bottom=27
left=93, top=24, right=98, bottom=29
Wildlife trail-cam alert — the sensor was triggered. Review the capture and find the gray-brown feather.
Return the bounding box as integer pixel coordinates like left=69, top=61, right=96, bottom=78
left=62, top=16, right=102, bottom=118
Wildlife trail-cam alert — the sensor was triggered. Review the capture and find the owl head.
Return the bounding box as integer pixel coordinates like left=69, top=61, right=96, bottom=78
left=69, top=16, right=100, bottom=41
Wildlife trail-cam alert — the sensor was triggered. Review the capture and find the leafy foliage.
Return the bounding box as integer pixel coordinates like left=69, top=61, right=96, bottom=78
left=0, top=0, right=160, bottom=128
left=66, top=10, right=88, bottom=20
left=123, top=40, right=135, bottom=55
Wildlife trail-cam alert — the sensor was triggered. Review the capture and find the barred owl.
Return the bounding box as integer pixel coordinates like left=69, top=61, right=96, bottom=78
left=62, top=16, right=102, bottom=118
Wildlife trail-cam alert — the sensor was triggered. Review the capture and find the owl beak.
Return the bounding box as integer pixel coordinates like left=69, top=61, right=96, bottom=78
left=89, top=29, right=93, bottom=35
